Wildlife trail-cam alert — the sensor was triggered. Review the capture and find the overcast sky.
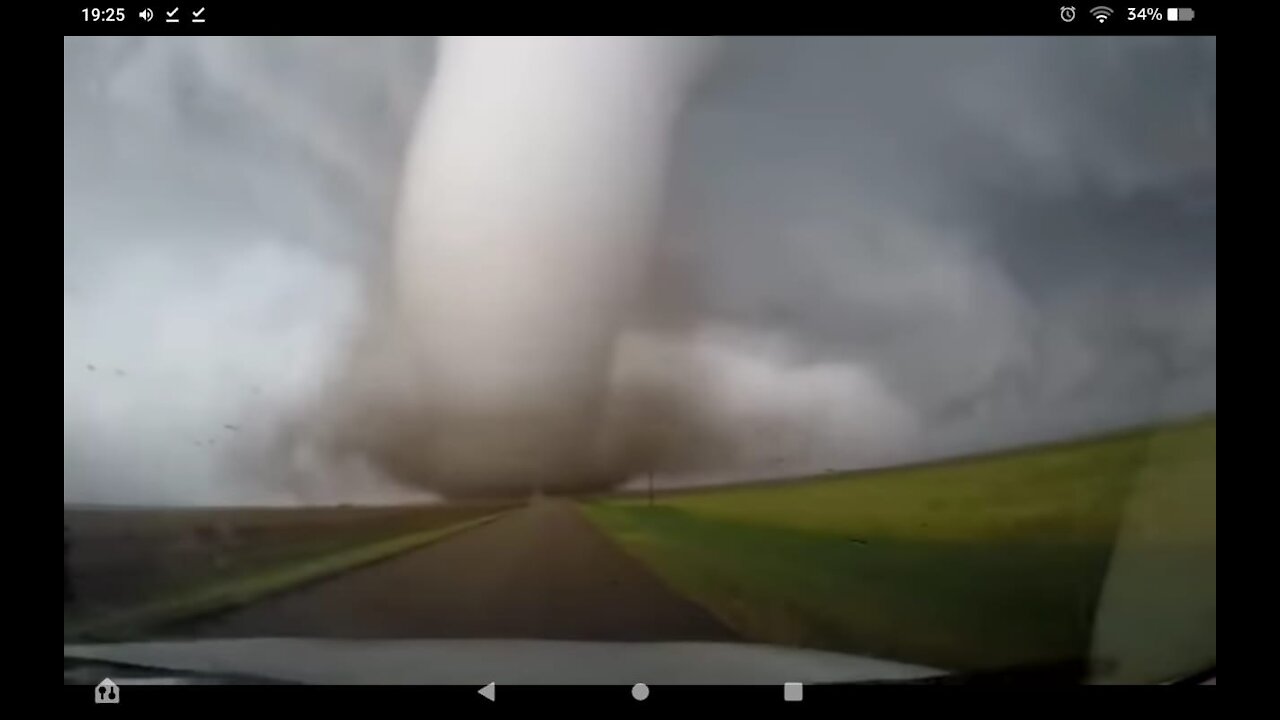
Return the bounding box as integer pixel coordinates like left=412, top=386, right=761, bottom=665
left=64, top=37, right=1215, bottom=505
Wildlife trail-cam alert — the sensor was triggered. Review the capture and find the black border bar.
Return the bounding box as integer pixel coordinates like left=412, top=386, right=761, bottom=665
left=64, top=3, right=1218, bottom=35
left=63, top=681, right=1214, bottom=710
left=66, top=683, right=885, bottom=708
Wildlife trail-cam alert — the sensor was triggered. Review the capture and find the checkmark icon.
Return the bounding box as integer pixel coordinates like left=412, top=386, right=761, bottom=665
left=166, top=7, right=178, bottom=17
left=194, top=7, right=205, bottom=16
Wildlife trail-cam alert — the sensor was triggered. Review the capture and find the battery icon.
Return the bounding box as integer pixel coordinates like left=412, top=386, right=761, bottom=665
left=1167, top=8, right=1194, bottom=20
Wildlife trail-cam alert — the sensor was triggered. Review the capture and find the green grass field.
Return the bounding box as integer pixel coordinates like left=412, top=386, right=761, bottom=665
left=583, top=416, right=1215, bottom=674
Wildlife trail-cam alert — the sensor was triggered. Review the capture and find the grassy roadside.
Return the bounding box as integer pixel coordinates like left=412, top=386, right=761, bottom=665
left=64, top=511, right=506, bottom=643
left=583, top=503, right=1111, bottom=671
left=582, top=418, right=1215, bottom=673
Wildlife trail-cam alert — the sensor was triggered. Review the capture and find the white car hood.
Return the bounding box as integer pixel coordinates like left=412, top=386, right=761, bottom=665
left=65, top=638, right=944, bottom=685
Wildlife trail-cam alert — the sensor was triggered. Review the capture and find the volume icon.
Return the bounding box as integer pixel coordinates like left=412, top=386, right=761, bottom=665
left=140, top=8, right=154, bottom=21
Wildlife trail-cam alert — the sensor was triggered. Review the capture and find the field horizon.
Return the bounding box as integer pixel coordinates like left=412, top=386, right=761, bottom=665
left=65, top=410, right=1216, bottom=513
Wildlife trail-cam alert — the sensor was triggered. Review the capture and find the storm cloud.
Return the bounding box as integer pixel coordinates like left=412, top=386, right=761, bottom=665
left=63, top=37, right=1215, bottom=504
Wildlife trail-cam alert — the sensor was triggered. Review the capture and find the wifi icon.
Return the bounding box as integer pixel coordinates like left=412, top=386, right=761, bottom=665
left=1090, top=5, right=1114, bottom=22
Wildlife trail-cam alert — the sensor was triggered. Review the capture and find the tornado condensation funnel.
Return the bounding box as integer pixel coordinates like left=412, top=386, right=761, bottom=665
left=391, top=37, right=713, bottom=494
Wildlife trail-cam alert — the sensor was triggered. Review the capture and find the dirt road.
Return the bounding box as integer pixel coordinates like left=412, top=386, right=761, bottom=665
left=168, top=499, right=736, bottom=641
